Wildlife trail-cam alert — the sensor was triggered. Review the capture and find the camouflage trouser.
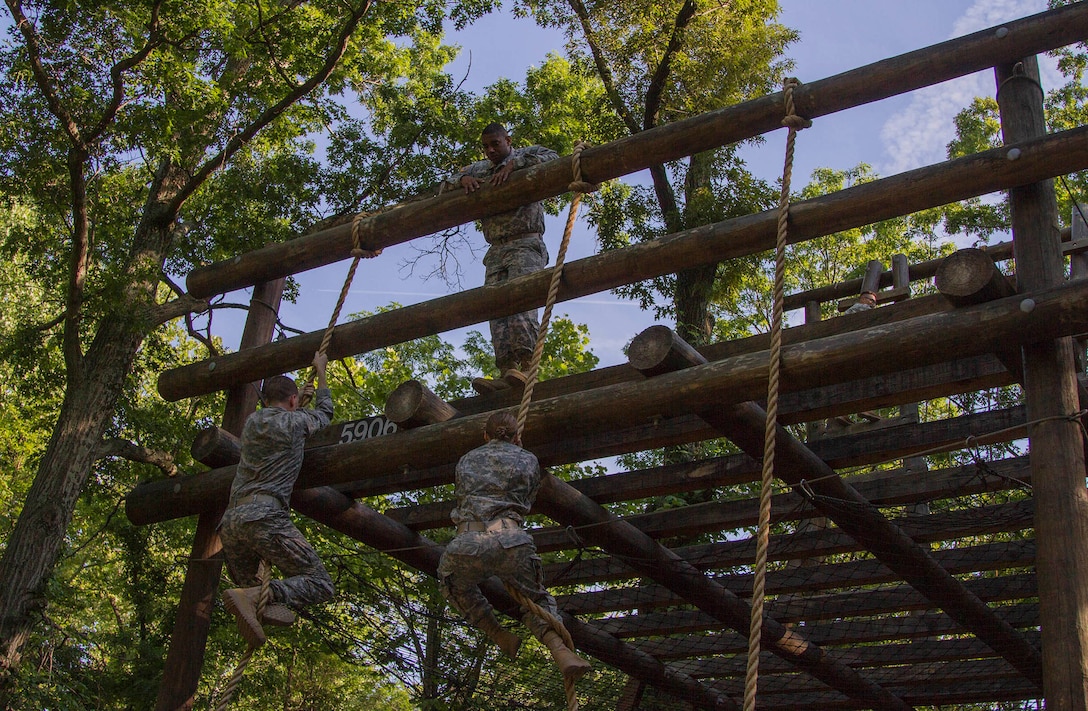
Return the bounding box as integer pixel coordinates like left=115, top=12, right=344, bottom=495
left=220, top=503, right=334, bottom=609
left=438, top=530, right=559, bottom=640
left=483, top=235, right=549, bottom=371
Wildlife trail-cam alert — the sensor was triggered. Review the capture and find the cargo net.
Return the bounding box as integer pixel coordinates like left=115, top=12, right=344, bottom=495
left=201, top=398, right=1046, bottom=710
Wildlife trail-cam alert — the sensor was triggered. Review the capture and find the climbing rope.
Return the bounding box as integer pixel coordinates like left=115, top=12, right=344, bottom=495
left=515, top=141, right=598, bottom=439
left=299, top=212, right=375, bottom=406
left=504, top=583, right=581, bottom=711
left=510, top=141, right=597, bottom=711
left=743, top=78, right=810, bottom=711
left=213, top=560, right=273, bottom=711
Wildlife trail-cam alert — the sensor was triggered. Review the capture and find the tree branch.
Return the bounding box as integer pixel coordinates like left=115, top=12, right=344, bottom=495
left=566, top=0, right=641, bottom=134
left=5, top=0, right=84, bottom=148
left=642, top=0, right=697, bottom=132
left=85, top=0, right=167, bottom=142
left=169, top=0, right=375, bottom=213
left=148, top=292, right=209, bottom=327
left=97, top=438, right=177, bottom=477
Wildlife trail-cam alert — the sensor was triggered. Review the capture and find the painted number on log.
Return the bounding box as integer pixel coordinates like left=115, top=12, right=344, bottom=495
left=339, top=416, right=398, bottom=444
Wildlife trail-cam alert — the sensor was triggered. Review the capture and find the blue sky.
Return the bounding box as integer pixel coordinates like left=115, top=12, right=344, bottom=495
left=218, top=0, right=1061, bottom=372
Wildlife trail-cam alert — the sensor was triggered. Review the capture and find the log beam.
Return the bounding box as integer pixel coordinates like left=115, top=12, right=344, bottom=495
left=184, top=3, right=1088, bottom=299
left=627, top=325, right=1043, bottom=687
left=935, top=247, right=1017, bottom=306
left=532, top=474, right=912, bottom=710
left=162, top=125, right=1088, bottom=401
left=130, top=278, right=1088, bottom=524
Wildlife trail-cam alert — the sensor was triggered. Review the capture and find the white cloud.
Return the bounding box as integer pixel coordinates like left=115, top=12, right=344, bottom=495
left=880, top=0, right=1062, bottom=176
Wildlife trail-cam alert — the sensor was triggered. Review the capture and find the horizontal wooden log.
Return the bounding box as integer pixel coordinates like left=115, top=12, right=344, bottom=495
left=633, top=600, right=1040, bottom=663
left=161, top=124, right=1088, bottom=402
left=184, top=2, right=1088, bottom=299
left=384, top=379, right=459, bottom=428
left=533, top=474, right=912, bottom=710
left=628, top=325, right=1041, bottom=687
left=936, top=247, right=1017, bottom=306
left=684, top=630, right=1043, bottom=678
left=386, top=433, right=1028, bottom=534
left=130, top=276, right=1088, bottom=525
left=586, top=560, right=1035, bottom=634
left=623, top=601, right=1039, bottom=658
left=190, top=426, right=241, bottom=469
left=757, top=677, right=1040, bottom=711
left=546, top=499, right=1034, bottom=588
left=339, top=354, right=1013, bottom=500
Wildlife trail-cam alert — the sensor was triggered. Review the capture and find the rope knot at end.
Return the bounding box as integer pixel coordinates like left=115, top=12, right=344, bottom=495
left=782, top=115, right=813, bottom=130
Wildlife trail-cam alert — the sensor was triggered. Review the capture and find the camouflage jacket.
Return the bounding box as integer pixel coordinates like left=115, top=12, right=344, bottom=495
left=450, top=439, right=542, bottom=526
left=230, top=388, right=333, bottom=510
left=447, top=145, right=559, bottom=244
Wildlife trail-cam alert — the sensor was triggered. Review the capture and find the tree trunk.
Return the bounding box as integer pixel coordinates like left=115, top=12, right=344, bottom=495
left=0, top=314, right=146, bottom=684
left=0, top=178, right=177, bottom=691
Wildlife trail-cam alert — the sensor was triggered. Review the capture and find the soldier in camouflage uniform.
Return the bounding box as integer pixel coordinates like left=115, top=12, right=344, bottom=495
left=219, top=352, right=335, bottom=647
left=447, top=123, right=559, bottom=394
left=438, top=411, right=591, bottom=680
left=843, top=290, right=877, bottom=314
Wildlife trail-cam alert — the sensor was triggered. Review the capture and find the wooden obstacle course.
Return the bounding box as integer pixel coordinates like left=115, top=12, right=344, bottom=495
left=142, top=6, right=1088, bottom=709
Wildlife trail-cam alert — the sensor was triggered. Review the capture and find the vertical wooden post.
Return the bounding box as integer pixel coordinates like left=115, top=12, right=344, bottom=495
left=155, top=278, right=286, bottom=711
left=1071, top=205, right=1088, bottom=373
left=998, top=57, right=1088, bottom=711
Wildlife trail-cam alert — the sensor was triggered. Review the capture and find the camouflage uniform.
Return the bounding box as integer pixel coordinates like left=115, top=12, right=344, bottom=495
left=448, top=144, right=559, bottom=371
left=438, top=439, right=558, bottom=639
left=220, top=388, right=335, bottom=609
left=843, top=301, right=874, bottom=315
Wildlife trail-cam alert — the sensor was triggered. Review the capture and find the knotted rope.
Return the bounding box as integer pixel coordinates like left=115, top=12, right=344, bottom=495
left=510, top=140, right=597, bottom=711
left=213, top=560, right=273, bottom=711
left=299, top=213, right=375, bottom=406
left=514, top=141, right=598, bottom=439
left=742, top=78, right=810, bottom=711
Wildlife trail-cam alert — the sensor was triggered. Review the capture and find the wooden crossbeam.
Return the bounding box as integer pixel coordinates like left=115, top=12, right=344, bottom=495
left=128, top=277, right=1088, bottom=525
left=182, top=2, right=1088, bottom=301
left=162, top=121, right=1088, bottom=401
left=627, top=325, right=1043, bottom=687
left=544, top=499, right=1034, bottom=587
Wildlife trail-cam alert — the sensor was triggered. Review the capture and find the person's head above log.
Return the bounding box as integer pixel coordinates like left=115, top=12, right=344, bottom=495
left=480, top=122, right=513, bottom=166
left=858, top=290, right=877, bottom=306
left=262, top=375, right=299, bottom=410
left=483, top=410, right=520, bottom=446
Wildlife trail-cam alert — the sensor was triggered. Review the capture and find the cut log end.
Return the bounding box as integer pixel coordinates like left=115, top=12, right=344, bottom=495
left=936, top=248, right=1016, bottom=307
left=385, top=379, right=459, bottom=428
left=628, top=325, right=707, bottom=376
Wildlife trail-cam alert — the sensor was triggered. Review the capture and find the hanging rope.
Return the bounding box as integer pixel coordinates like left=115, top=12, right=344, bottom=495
left=504, top=583, right=580, bottom=711
left=299, top=212, right=375, bottom=406
left=515, top=141, right=598, bottom=439
left=508, top=141, right=597, bottom=711
left=742, top=78, right=810, bottom=711
left=213, top=560, right=273, bottom=711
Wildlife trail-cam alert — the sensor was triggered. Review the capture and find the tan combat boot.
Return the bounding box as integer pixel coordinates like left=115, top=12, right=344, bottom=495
left=476, top=612, right=522, bottom=659
left=541, top=630, right=591, bottom=681
left=501, top=368, right=528, bottom=389
left=222, top=587, right=266, bottom=647
left=262, top=603, right=296, bottom=627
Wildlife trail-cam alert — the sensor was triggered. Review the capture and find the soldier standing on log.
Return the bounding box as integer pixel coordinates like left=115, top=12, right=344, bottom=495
left=446, top=123, right=559, bottom=394
left=219, top=353, right=335, bottom=647
left=438, top=411, right=591, bottom=680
